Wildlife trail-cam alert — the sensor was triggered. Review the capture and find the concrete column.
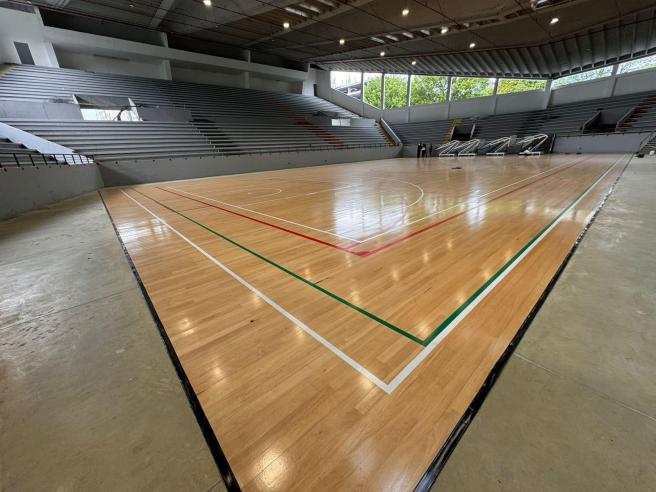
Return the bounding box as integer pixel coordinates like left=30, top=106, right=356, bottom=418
left=161, top=59, right=172, bottom=80
left=406, top=75, right=412, bottom=108
left=242, top=50, right=251, bottom=89
left=380, top=73, right=386, bottom=111
left=544, top=79, right=553, bottom=108
left=491, top=78, right=499, bottom=114
left=446, top=76, right=453, bottom=119
left=607, top=63, right=620, bottom=97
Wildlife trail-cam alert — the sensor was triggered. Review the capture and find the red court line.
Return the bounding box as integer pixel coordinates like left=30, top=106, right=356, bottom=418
left=358, top=157, right=589, bottom=256
left=155, top=187, right=365, bottom=256
left=156, top=157, right=588, bottom=258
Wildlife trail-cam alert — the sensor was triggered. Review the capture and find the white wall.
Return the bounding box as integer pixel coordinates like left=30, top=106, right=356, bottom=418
left=171, top=66, right=244, bottom=88
left=613, top=69, right=656, bottom=96
left=0, top=8, right=58, bottom=67
left=549, top=77, right=614, bottom=105
left=57, top=50, right=170, bottom=80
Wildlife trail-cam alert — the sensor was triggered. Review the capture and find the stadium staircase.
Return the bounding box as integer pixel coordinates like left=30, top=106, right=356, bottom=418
left=618, top=94, right=656, bottom=131
left=639, top=134, right=656, bottom=154
left=0, top=64, right=394, bottom=161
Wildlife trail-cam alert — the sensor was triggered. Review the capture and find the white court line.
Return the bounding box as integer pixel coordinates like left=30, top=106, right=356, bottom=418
left=356, top=158, right=585, bottom=244
left=241, top=183, right=361, bottom=206
left=120, top=190, right=391, bottom=393
left=166, top=186, right=365, bottom=243
left=384, top=155, right=624, bottom=392
left=119, top=155, right=623, bottom=395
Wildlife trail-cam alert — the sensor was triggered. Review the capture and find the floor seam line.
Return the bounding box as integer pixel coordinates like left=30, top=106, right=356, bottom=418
left=513, top=353, right=656, bottom=422
left=0, top=286, right=138, bottom=331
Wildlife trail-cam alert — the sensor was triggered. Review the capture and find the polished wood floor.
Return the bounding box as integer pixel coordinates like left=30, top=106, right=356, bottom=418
left=101, top=154, right=628, bottom=491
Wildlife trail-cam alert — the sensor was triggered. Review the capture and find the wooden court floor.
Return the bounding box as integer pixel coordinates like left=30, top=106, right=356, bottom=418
left=101, top=154, right=629, bottom=491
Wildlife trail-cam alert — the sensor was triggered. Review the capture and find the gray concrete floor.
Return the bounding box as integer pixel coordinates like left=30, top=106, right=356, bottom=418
left=2, top=158, right=654, bottom=492
left=434, top=157, right=656, bottom=492
left=0, top=193, right=224, bottom=492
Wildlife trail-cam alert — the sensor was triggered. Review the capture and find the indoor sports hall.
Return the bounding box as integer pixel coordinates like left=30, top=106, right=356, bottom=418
left=1, top=1, right=655, bottom=491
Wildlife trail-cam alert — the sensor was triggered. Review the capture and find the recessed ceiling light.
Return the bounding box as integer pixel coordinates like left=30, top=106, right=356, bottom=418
left=411, top=60, right=417, bottom=65
left=402, top=8, right=409, bottom=16
left=339, top=38, right=345, bottom=45
left=440, top=26, right=449, bottom=34
left=283, top=21, right=290, bottom=29
left=380, top=51, right=386, bottom=57
left=420, top=29, right=430, bottom=36
left=550, top=17, right=559, bottom=25
left=469, top=42, right=476, bottom=48
left=203, top=0, right=211, bottom=6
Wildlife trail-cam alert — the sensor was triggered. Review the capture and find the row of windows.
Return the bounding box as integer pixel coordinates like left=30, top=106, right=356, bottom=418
left=330, top=54, right=656, bottom=109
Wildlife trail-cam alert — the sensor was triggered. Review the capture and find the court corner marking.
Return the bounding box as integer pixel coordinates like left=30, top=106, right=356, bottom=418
left=119, top=189, right=393, bottom=394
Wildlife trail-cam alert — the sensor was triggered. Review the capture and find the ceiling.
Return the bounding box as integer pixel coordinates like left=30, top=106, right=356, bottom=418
left=23, top=0, right=656, bottom=77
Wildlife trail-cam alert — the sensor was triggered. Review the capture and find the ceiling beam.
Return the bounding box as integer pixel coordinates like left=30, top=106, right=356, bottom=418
left=149, top=0, right=180, bottom=29
left=245, top=0, right=376, bottom=48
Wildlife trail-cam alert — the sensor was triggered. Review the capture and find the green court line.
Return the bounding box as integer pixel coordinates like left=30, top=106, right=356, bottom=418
left=131, top=158, right=620, bottom=348
left=133, top=189, right=425, bottom=345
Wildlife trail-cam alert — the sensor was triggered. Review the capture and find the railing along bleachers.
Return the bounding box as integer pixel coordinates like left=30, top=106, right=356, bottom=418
left=0, top=136, right=90, bottom=166
left=0, top=64, right=392, bottom=161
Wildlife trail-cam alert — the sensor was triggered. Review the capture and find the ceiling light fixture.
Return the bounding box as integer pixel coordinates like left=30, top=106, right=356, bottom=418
left=380, top=51, right=386, bottom=57
left=440, top=26, right=449, bottom=34
left=550, top=17, right=559, bottom=25
left=283, top=21, right=290, bottom=29
left=420, top=29, right=430, bottom=36
left=385, top=34, right=399, bottom=42
left=370, top=36, right=385, bottom=43
left=339, top=38, right=345, bottom=45
left=203, top=0, right=211, bottom=5
left=402, top=32, right=414, bottom=39
left=411, top=60, right=417, bottom=65
left=469, top=42, right=476, bottom=48
left=402, top=8, right=409, bottom=16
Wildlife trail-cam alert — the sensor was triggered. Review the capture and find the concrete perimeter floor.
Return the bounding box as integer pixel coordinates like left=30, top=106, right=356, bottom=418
left=1, top=157, right=654, bottom=492
left=434, top=156, right=656, bottom=492
left=0, top=193, right=224, bottom=491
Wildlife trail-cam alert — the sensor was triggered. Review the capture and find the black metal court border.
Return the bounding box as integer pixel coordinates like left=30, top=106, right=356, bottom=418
left=413, top=154, right=634, bottom=492
left=99, top=191, right=241, bottom=491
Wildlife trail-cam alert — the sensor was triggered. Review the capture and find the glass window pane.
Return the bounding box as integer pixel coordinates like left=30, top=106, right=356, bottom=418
left=552, top=66, right=613, bottom=89
left=450, top=77, right=496, bottom=101
left=410, top=75, right=449, bottom=106
left=618, top=54, right=656, bottom=74
left=363, top=72, right=382, bottom=108
left=383, top=74, right=408, bottom=109
left=330, top=71, right=362, bottom=99
left=497, top=78, right=547, bottom=95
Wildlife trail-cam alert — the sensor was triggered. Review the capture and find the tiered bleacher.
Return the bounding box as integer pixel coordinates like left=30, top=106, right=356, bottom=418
left=387, top=120, right=454, bottom=145
left=0, top=64, right=392, bottom=161
left=390, top=90, right=656, bottom=145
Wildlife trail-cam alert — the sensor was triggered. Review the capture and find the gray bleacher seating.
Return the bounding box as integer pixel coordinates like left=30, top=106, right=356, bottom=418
left=387, top=120, right=455, bottom=145
left=0, top=64, right=392, bottom=161
left=389, top=90, right=656, bottom=145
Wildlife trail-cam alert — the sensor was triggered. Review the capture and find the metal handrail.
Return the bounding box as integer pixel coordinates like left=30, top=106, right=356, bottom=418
left=436, top=140, right=461, bottom=157
left=0, top=152, right=95, bottom=168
